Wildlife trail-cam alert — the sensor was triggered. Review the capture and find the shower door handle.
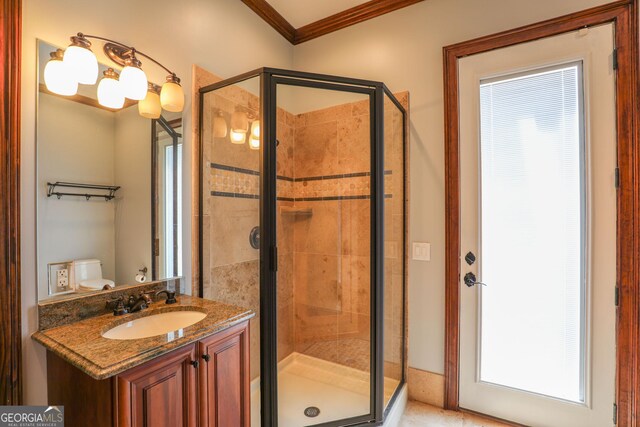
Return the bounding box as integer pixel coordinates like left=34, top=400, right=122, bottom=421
left=269, top=246, right=278, bottom=271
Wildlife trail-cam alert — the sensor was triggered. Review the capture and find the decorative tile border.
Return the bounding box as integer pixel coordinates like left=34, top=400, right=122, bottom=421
left=210, top=162, right=394, bottom=201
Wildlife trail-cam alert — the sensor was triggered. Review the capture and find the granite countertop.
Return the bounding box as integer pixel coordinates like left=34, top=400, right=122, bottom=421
left=32, top=295, right=254, bottom=380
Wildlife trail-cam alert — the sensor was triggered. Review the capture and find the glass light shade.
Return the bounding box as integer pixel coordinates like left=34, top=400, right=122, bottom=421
left=249, top=136, right=260, bottom=150
left=213, top=114, right=228, bottom=138
left=138, top=90, right=161, bottom=119
left=230, top=111, right=249, bottom=133
left=161, top=81, right=185, bottom=112
left=44, top=58, right=78, bottom=96
left=230, top=130, right=246, bottom=144
left=251, top=120, right=260, bottom=138
left=97, top=75, right=124, bottom=109
left=63, top=45, right=98, bottom=85
left=120, top=65, right=148, bottom=100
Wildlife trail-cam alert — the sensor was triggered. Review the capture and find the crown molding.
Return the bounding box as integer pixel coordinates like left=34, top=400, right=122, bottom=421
left=242, top=0, right=425, bottom=45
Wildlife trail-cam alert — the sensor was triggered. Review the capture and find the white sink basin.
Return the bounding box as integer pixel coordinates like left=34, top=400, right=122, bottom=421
left=102, top=311, right=207, bottom=340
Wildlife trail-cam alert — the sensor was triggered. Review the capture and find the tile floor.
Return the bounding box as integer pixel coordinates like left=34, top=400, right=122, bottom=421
left=399, top=401, right=511, bottom=427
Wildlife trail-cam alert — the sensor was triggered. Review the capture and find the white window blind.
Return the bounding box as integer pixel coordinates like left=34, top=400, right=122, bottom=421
left=478, top=63, right=585, bottom=403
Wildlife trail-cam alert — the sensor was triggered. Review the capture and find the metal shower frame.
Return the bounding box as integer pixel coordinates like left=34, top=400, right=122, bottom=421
left=199, top=67, right=407, bottom=427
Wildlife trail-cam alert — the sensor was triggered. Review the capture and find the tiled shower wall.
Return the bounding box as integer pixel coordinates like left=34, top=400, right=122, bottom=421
left=202, top=83, right=407, bottom=381
left=290, top=100, right=374, bottom=372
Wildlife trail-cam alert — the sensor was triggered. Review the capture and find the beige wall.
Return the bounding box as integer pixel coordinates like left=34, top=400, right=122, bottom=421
left=291, top=0, right=611, bottom=375
left=21, top=0, right=293, bottom=404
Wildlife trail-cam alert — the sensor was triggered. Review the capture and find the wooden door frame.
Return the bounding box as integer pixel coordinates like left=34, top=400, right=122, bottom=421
left=0, top=0, right=22, bottom=404
left=443, top=1, right=638, bottom=425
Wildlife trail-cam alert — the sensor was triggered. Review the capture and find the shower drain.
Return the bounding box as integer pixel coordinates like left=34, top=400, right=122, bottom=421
left=304, top=406, right=321, bottom=418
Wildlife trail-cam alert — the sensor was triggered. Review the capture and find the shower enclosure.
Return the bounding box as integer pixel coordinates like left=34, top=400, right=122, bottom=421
left=199, top=68, right=407, bottom=426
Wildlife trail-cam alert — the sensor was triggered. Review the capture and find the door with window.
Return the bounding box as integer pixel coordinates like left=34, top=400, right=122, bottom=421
left=458, top=24, right=616, bottom=426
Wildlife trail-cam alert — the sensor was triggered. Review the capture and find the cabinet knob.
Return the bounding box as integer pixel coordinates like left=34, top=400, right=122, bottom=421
left=202, top=354, right=211, bottom=362
left=190, top=360, right=199, bottom=368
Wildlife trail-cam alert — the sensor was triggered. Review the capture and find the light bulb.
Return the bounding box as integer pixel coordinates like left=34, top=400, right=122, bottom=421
left=44, top=50, right=78, bottom=96
left=138, top=85, right=161, bottom=119
left=251, top=120, right=260, bottom=138
left=230, top=130, right=246, bottom=144
left=249, top=136, right=260, bottom=150
left=63, top=33, right=98, bottom=85
left=119, top=56, right=148, bottom=100
left=160, top=74, right=184, bottom=112
left=97, top=68, right=124, bottom=109
left=213, top=112, right=227, bottom=138
left=230, top=110, right=249, bottom=133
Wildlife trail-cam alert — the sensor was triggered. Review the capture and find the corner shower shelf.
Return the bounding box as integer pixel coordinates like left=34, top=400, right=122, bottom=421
left=280, top=206, right=313, bottom=216
left=47, top=181, right=121, bottom=201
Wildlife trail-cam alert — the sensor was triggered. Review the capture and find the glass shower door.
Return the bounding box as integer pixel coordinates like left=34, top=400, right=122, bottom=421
left=272, top=80, right=376, bottom=427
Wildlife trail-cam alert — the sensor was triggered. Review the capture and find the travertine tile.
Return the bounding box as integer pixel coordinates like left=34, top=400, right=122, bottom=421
left=400, top=401, right=511, bottom=427
left=337, top=115, right=371, bottom=174
left=408, top=367, right=445, bottom=408
left=210, top=197, right=259, bottom=268
left=294, top=121, right=338, bottom=177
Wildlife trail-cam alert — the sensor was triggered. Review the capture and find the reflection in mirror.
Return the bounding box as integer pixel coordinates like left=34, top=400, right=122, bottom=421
left=152, top=117, right=183, bottom=279
left=36, top=40, right=182, bottom=301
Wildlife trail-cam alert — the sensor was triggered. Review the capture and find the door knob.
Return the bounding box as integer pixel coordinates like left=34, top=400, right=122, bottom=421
left=464, top=272, right=487, bottom=287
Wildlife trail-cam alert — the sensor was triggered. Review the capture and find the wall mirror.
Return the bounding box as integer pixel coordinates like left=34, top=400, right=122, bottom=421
left=36, top=39, right=182, bottom=301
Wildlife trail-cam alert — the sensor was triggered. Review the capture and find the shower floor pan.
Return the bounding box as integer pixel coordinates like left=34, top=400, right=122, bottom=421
left=251, top=352, right=400, bottom=427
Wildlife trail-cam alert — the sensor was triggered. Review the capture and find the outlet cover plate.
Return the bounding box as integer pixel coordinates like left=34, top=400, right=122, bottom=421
left=412, top=242, right=431, bottom=261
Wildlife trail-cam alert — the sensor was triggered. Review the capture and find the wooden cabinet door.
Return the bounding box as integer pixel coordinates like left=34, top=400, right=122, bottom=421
left=117, top=344, right=197, bottom=427
left=198, top=321, right=250, bottom=427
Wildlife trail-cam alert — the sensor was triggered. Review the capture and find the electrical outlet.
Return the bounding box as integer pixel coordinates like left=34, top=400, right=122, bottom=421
left=56, top=268, right=69, bottom=289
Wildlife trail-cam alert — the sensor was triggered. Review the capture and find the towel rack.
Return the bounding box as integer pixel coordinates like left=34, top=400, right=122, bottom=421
left=47, top=181, right=121, bottom=201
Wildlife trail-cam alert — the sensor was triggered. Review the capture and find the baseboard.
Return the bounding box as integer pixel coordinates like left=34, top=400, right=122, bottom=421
left=407, top=367, right=445, bottom=408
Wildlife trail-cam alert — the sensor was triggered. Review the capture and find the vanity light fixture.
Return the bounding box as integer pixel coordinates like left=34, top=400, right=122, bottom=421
left=248, top=119, right=260, bottom=149
left=138, top=83, right=162, bottom=119
left=229, top=109, right=249, bottom=144
left=230, top=130, right=247, bottom=144
left=250, top=120, right=260, bottom=139
left=63, top=33, right=99, bottom=84
left=119, top=52, right=148, bottom=100
left=97, top=68, right=124, bottom=109
left=213, top=111, right=228, bottom=138
left=160, top=74, right=184, bottom=112
left=44, top=49, right=78, bottom=96
left=50, top=32, right=183, bottom=117
left=249, top=135, right=260, bottom=150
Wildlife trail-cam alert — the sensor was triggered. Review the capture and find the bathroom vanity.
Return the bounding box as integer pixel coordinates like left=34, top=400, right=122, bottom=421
left=33, top=293, right=253, bottom=427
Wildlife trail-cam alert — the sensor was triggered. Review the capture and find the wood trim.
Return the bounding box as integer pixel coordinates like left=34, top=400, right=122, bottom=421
left=241, top=0, right=425, bottom=45
left=0, top=0, right=22, bottom=405
left=295, top=0, right=424, bottom=44
left=240, top=0, right=296, bottom=44
left=443, top=2, right=638, bottom=425
left=38, top=83, right=137, bottom=112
